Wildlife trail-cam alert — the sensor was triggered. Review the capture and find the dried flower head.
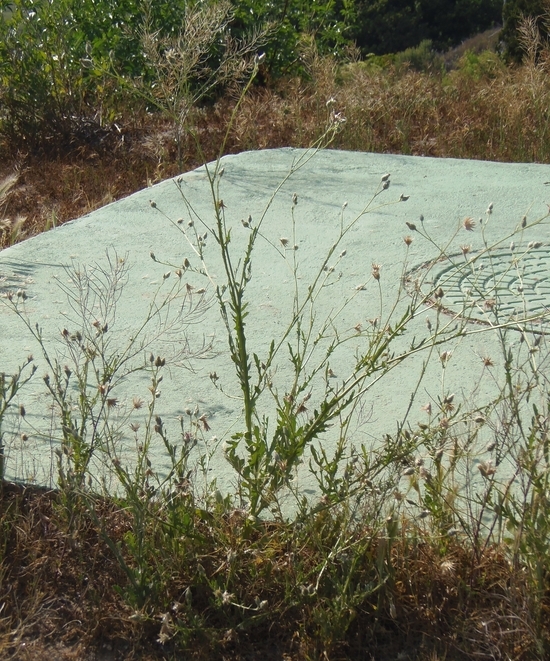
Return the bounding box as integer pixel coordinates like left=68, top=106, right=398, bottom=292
left=404, top=235, right=413, bottom=246
left=463, top=217, right=476, bottom=231
left=371, top=263, right=381, bottom=280
left=478, top=460, right=496, bottom=478
left=440, top=350, right=452, bottom=364
left=461, top=244, right=471, bottom=255
left=421, top=402, right=432, bottom=415
left=440, top=559, right=455, bottom=577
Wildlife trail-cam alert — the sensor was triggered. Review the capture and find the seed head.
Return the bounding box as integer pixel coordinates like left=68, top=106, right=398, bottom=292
left=280, top=237, right=289, bottom=247
left=421, top=402, right=432, bottom=415
left=463, top=217, right=476, bottom=231
left=461, top=244, right=471, bottom=255
left=198, top=414, right=210, bottom=431
left=149, top=200, right=157, bottom=208
left=521, top=215, right=527, bottom=228
left=478, top=460, right=496, bottom=478
left=440, top=350, right=452, bottom=364
left=371, top=263, right=381, bottom=280
left=404, top=235, right=413, bottom=246
left=406, top=222, right=416, bottom=231
left=440, top=560, right=455, bottom=576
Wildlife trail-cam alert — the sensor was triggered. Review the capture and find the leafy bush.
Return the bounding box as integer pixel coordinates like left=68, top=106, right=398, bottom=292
left=393, top=39, right=444, bottom=72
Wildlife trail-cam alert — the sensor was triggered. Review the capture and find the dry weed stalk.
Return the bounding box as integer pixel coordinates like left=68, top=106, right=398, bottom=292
left=127, top=0, right=271, bottom=168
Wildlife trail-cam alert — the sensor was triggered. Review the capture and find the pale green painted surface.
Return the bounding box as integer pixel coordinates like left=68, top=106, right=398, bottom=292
left=1, top=148, right=549, bottom=490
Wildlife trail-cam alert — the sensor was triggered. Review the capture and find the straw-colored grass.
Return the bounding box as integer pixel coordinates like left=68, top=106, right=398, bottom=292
left=2, top=46, right=550, bottom=250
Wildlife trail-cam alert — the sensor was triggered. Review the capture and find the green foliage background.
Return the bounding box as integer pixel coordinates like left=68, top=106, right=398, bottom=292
left=0, top=0, right=523, bottom=152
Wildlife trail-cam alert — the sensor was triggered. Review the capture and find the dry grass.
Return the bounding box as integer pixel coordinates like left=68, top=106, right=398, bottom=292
left=3, top=51, right=550, bottom=250
left=1, top=482, right=547, bottom=661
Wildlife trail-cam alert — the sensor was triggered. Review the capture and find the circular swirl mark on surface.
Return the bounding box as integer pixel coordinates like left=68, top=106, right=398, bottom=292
left=405, top=245, right=550, bottom=327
